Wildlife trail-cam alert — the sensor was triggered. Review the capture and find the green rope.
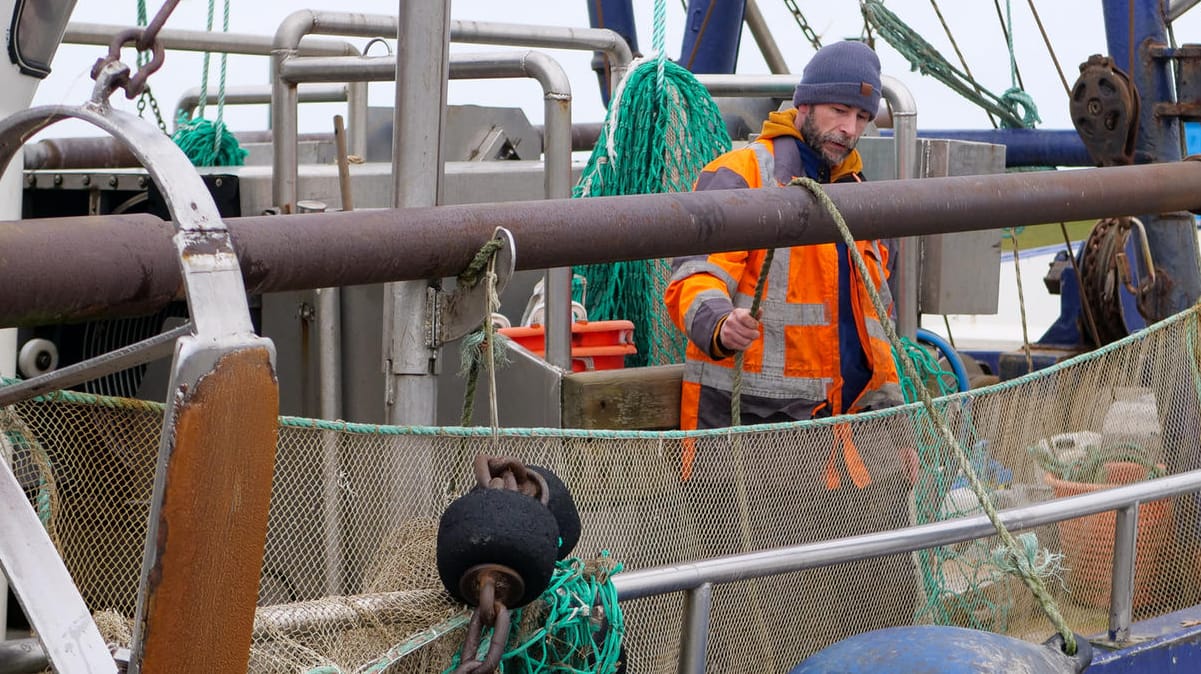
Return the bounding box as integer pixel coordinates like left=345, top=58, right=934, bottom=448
left=172, top=0, right=246, bottom=166
left=861, top=0, right=1040, bottom=128
left=730, top=249, right=773, bottom=426
left=893, top=335, right=958, bottom=403
left=787, top=176, right=1078, bottom=655
left=443, top=555, right=625, bottom=674
left=573, top=46, right=731, bottom=368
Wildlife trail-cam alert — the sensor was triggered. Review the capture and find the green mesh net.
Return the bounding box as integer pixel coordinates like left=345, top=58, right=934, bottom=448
left=573, top=59, right=732, bottom=367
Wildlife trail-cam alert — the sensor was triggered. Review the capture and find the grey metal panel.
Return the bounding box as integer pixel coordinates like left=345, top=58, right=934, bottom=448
left=856, top=136, right=1005, bottom=316
left=229, top=160, right=584, bottom=214
left=367, top=105, right=544, bottom=162
left=436, top=340, right=563, bottom=428
left=917, top=139, right=1006, bottom=315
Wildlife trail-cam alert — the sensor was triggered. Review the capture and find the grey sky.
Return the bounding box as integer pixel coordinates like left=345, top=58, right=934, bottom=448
left=37, top=2, right=1201, bottom=136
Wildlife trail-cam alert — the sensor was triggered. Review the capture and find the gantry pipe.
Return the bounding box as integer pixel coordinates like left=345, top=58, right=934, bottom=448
left=2, top=161, right=1201, bottom=328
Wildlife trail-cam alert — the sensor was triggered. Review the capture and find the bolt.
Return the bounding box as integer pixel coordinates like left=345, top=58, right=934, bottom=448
left=214, top=177, right=224, bottom=188
left=24, top=175, right=35, bottom=188
left=108, top=175, right=118, bottom=187
left=137, top=176, right=148, bottom=189
left=81, top=175, right=91, bottom=186
left=297, top=302, right=315, bottom=321
left=53, top=174, right=63, bottom=186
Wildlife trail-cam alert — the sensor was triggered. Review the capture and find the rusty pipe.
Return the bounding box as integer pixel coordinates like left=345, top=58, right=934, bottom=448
left=3, top=161, right=1201, bottom=328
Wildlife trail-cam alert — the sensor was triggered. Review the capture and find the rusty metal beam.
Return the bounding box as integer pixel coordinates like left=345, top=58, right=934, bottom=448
left=4, top=160, right=1201, bottom=328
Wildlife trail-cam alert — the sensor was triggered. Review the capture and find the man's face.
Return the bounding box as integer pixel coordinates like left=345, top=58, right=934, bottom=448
left=796, top=103, right=873, bottom=167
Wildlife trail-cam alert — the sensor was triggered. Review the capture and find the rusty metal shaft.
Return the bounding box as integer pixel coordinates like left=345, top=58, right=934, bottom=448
left=3, top=161, right=1201, bottom=327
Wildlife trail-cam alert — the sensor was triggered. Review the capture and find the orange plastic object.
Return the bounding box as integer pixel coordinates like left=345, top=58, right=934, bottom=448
left=499, top=320, right=636, bottom=372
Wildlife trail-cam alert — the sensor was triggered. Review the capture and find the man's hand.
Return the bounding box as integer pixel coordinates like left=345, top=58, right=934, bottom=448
left=719, top=308, right=761, bottom=352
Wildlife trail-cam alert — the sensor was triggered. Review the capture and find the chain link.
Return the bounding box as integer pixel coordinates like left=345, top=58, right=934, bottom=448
left=91, top=0, right=184, bottom=101
left=782, top=0, right=824, bottom=52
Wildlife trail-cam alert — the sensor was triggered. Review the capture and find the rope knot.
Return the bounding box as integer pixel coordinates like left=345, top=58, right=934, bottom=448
left=999, top=87, right=1042, bottom=128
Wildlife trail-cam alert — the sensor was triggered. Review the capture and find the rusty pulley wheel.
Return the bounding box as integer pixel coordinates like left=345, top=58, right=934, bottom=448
left=1078, top=218, right=1131, bottom=345
left=1070, top=55, right=1140, bottom=167
left=1078, top=217, right=1167, bottom=345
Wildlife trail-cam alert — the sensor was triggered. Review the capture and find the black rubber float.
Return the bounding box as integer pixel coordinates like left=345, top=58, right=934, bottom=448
left=436, top=487, right=560, bottom=607
left=527, top=464, right=582, bottom=560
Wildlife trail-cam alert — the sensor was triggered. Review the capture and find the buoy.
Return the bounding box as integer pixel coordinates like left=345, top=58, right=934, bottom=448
left=436, top=487, right=559, bottom=608
left=527, top=464, right=581, bottom=559
left=789, top=626, right=1091, bottom=674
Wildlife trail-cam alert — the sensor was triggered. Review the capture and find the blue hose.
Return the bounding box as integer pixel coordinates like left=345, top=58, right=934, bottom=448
left=915, top=328, right=971, bottom=393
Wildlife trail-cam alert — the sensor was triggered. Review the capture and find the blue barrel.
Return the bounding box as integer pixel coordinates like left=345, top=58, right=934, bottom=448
left=790, top=626, right=1091, bottom=674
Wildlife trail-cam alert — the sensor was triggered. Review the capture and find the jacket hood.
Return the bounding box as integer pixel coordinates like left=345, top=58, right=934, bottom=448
left=757, top=108, right=864, bottom=179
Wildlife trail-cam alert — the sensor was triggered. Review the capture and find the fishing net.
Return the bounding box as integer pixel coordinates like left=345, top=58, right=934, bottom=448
left=4, top=304, right=1201, bottom=672
left=572, top=57, right=731, bottom=368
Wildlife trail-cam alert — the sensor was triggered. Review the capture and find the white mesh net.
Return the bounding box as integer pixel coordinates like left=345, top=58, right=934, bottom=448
left=4, top=305, right=1201, bottom=672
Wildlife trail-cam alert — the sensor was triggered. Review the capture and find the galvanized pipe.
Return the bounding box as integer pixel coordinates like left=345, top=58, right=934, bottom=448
left=612, top=468, right=1201, bottom=601
left=383, top=1, right=450, bottom=427
left=173, top=83, right=350, bottom=132
left=65, top=21, right=355, bottom=56
left=3, top=161, right=1201, bottom=327
left=679, top=583, right=713, bottom=674
left=277, top=49, right=576, bottom=369
left=883, top=75, right=919, bottom=338
left=271, top=10, right=632, bottom=212
left=1109, top=504, right=1139, bottom=642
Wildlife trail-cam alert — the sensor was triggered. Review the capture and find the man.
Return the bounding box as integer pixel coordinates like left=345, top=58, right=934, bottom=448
left=665, top=39, right=904, bottom=483
left=663, top=41, right=916, bottom=668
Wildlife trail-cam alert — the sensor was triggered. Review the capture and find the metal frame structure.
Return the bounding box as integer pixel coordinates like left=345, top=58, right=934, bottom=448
left=0, top=62, right=279, bottom=672
left=611, top=469, right=1201, bottom=674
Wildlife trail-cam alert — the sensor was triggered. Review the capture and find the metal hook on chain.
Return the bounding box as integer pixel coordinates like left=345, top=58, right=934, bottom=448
left=89, top=0, right=183, bottom=101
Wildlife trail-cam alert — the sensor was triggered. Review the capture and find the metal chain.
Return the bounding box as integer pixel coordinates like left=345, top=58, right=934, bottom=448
left=783, top=0, right=824, bottom=52
left=92, top=0, right=183, bottom=100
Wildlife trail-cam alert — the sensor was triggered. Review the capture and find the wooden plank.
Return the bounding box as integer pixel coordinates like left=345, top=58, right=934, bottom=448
left=561, top=364, right=683, bottom=430
left=137, top=347, right=279, bottom=673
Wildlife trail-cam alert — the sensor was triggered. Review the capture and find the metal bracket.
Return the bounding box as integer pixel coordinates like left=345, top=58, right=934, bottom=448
left=0, top=83, right=278, bottom=673
left=439, top=227, right=517, bottom=343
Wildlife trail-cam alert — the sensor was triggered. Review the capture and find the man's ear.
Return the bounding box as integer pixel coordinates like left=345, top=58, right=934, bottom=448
left=794, top=104, right=810, bottom=129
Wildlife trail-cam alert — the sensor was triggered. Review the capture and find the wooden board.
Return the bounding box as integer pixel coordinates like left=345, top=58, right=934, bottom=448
left=561, top=364, right=683, bottom=430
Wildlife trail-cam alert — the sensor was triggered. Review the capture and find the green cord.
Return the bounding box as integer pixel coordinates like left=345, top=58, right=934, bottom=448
left=789, top=176, right=1078, bottom=656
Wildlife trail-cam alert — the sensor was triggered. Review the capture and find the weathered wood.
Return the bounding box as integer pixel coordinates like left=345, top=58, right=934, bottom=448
left=138, top=347, right=279, bottom=674
left=561, top=364, right=683, bottom=430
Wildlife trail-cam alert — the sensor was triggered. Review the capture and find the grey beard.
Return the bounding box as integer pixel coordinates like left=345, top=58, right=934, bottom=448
left=800, top=114, right=856, bottom=167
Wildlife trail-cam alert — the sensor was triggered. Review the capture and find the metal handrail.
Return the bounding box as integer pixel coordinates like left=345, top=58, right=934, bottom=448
left=172, top=83, right=349, bottom=133
left=612, top=468, right=1201, bottom=672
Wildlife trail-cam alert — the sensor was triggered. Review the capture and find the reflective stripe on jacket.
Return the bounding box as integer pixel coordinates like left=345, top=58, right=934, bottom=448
left=665, top=109, right=904, bottom=483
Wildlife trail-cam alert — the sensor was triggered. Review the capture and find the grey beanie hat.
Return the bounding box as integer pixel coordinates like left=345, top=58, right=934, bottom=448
left=792, top=41, right=882, bottom=113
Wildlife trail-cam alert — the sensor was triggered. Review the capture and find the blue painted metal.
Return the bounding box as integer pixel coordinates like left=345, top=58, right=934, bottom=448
left=789, top=626, right=1090, bottom=673
left=1104, top=0, right=1201, bottom=569
left=1088, top=606, right=1201, bottom=672
left=915, top=327, right=970, bottom=392
left=678, top=0, right=746, bottom=73
left=1101, top=0, right=1201, bottom=318
left=585, top=0, right=640, bottom=105
left=879, top=129, right=1091, bottom=167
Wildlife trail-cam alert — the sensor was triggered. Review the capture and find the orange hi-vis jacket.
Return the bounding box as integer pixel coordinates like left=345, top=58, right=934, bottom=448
left=664, top=109, right=904, bottom=485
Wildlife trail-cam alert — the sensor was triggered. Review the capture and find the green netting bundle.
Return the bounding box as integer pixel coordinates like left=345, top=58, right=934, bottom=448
left=172, top=117, right=247, bottom=167
left=443, top=554, right=624, bottom=674
left=573, top=59, right=732, bottom=367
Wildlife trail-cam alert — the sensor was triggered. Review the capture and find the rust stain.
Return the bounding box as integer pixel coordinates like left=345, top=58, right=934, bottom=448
left=140, top=347, right=279, bottom=673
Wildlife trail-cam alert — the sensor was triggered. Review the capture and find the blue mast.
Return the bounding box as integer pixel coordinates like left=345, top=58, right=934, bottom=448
left=1102, top=0, right=1201, bottom=317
